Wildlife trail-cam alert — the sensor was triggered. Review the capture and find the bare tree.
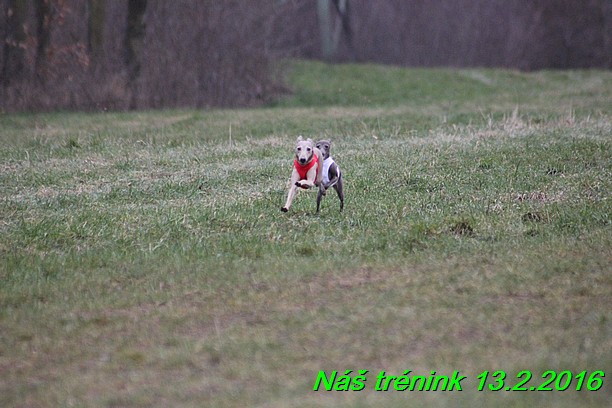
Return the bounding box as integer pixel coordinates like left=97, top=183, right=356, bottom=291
left=1, top=0, right=289, bottom=111
left=275, top=0, right=612, bottom=69
left=131, top=1, right=282, bottom=109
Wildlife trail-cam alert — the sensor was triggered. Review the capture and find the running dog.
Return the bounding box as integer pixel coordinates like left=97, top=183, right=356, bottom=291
left=315, top=139, right=344, bottom=212
left=281, top=136, right=323, bottom=212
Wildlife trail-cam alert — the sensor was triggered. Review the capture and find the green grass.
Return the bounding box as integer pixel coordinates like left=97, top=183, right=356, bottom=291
left=0, top=60, right=610, bottom=407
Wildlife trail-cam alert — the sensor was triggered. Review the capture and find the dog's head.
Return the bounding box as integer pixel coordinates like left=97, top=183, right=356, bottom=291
left=315, top=139, right=332, bottom=160
left=295, top=136, right=315, bottom=165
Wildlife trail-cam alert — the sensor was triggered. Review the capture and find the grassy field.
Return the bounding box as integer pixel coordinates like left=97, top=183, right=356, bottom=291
left=1, top=60, right=610, bottom=407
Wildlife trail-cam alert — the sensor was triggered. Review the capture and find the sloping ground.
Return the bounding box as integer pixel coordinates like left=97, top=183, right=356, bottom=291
left=0, top=62, right=610, bottom=407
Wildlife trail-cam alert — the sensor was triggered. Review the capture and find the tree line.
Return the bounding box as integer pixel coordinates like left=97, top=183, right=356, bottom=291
left=1, top=0, right=610, bottom=112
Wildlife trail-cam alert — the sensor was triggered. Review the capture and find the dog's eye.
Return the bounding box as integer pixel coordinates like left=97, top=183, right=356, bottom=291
left=297, top=147, right=301, bottom=151
left=307, top=147, right=311, bottom=152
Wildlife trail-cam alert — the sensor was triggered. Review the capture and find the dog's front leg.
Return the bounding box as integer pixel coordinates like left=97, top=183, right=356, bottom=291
left=282, top=170, right=300, bottom=212
left=314, top=149, right=323, bottom=187
left=323, top=175, right=338, bottom=190
left=323, top=163, right=340, bottom=190
left=296, top=166, right=317, bottom=189
left=316, top=184, right=325, bottom=213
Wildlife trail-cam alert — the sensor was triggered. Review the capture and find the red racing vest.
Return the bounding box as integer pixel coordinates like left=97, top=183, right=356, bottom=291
left=294, top=155, right=319, bottom=181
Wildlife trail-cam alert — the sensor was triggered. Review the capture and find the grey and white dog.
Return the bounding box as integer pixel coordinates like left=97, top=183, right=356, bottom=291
left=315, top=139, right=344, bottom=213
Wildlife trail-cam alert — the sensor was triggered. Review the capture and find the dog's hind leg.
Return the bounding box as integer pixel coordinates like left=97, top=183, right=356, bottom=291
left=334, top=176, right=344, bottom=211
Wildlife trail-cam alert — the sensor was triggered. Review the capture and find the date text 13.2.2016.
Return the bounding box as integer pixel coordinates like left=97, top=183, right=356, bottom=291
left=477, top=370, right=605, bottom=392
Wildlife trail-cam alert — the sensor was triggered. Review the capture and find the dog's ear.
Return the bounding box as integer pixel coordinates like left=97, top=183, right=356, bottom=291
left=307, top=138, right=313, bottom=144
left=297, top=135, right=303, bottom=142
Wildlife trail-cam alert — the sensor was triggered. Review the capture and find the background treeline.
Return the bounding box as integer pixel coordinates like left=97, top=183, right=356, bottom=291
left=1, top=0, right=611, bottom=112
left=0, top=0, right=285, bottom=111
